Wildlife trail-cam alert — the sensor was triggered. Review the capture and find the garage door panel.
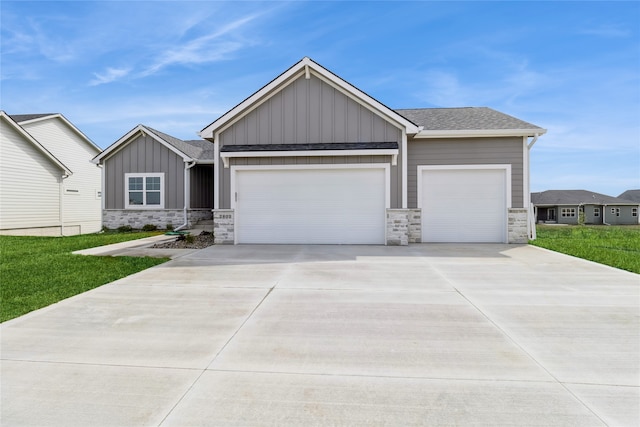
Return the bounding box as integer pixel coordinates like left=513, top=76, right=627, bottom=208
left=421, top=168, right=507, bottom=243
left=235, top=168, right=386, bottom=244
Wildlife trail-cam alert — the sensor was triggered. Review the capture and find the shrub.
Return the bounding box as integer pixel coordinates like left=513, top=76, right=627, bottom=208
left=141, top=224, right=157, bottom=231
left=165, top=223, right=174, bottom=231
left=185, top=234, right=195, bottom=244
left=117, top=225, right=133, bottom=233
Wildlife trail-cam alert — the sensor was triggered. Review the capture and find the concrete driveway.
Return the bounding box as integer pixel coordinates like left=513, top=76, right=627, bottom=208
left=1, top=244, right=638, bottom=426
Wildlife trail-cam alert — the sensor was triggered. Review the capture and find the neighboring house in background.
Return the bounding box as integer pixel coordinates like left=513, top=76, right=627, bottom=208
left=198, top=57, right=546, bottom=245
left=0, top=111, right=101, bottom=236
left=618, top=189, right=640, bottom=203
left=92, top=125, right=214, bottom=230
left=532, top=190, right=639, bottom=225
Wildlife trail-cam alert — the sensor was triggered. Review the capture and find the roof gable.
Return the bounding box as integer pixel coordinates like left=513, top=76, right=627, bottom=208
left=11, top=113, right=102, bottom=153
left=0, top=111, right=72, bottom=175
left=200, top=57, right=420, bottom=139
left=531, top=190, right=637, bottom=205
left=93, top=124, right=213, bottom=164
left=618, top=189, right=640, bottom=203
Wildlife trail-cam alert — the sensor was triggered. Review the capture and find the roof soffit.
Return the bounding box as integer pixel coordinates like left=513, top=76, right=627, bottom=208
left=200, top=57, right=420, bottom=139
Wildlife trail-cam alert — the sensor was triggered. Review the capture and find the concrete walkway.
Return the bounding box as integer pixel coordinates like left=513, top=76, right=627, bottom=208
left=2, top=244, right=639, bottom=426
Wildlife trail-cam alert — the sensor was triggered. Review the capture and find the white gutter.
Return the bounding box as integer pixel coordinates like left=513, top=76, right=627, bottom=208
left=526, top=133, right=540, bottom=239
left=175, top=160, right=197, bottom=231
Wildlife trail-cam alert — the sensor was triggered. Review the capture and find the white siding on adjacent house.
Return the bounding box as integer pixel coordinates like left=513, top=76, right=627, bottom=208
left=0, top=116, right=63, bottom=232
left=21, top=118, right=102, bottom=234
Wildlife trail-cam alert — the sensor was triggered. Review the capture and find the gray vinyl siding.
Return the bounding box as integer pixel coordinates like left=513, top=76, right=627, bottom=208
left=604, top=205, right=639, bottom=225
left=219, top=74, right=402, bottom=146
left=190, top=164, right=214, bottom=209
left=104, top=134, right=184, bottom=209
left=407, top=137, right=524, bottom=208
left=557, top=205, right=579, bottom=224
left=583, top=205, right=603, bottom=224
left=217, top=73, right=404, bottom=210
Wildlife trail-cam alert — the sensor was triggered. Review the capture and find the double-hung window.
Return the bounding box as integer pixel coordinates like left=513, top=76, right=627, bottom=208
left=561, top=208, right=576, bottom=217
left=125, top=173, right=164, bottom=208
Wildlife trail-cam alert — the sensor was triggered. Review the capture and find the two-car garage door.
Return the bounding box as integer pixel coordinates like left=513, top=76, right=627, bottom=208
left=420, top=166, right=509, bottom=243
left=233, top=166, right=387, bottom=244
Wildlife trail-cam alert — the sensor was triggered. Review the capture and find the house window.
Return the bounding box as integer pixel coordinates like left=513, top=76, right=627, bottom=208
left=561, top=208, right=576, bottom=217
left=593, top=207, right=600, bottom=217
left=611, top=207, right=620, bottom=217
left=633, top=208, right=637, bottom=217
left=125, top=173, right=164, bottom=208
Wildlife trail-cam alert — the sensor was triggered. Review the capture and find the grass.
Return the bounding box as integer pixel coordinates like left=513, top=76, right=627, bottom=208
left=530, top=225, right=640, bottom=274
left=0, top=232, right=170, bottom=322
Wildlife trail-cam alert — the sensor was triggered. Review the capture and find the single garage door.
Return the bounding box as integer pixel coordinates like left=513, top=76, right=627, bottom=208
left=420, top=167, right=508, bottom=243
left=234, top=166, right=387, bottom=244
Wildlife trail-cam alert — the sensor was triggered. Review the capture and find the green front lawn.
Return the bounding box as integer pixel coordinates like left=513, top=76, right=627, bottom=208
left=0, top=232, right=169, bottom=322
left=530, top=225, right=640, bottom=274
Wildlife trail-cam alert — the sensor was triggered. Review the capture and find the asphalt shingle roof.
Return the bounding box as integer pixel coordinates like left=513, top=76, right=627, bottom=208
left=9, top=114, right=57, bottom=122
left=531, top=190, right=637, bottom=206
left=145, top=126, right=214, bottom=161
left=618, top=190, right=640, bottom=203
left=394, top=107, right=543, bottom=131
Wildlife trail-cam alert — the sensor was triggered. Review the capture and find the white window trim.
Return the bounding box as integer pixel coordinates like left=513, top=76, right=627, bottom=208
left=633, top=207, right=638, bottom=217
left=561, top=208, right=576, bottom=217
left=594, top=207, right=600, bottom=217
left=125, top=173, right=165, bottom=209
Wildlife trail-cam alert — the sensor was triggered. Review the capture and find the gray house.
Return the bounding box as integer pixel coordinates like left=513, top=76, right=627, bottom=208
left=93, top=125, right=214, bottom=230
left=97, top=57, right=546, bottom=244
left=197, top=57, right=545, bottom=245
left=532, top=190, right=639, bottom=225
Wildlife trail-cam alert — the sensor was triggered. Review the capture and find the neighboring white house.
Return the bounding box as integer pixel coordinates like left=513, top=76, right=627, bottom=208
left=0, top=111, right=102, bottom=236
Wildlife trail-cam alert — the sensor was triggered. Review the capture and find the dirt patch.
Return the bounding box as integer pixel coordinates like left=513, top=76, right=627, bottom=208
left=151, top=231, right=215, bottom=249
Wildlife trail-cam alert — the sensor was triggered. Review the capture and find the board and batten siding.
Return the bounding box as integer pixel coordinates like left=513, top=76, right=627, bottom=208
left=0, top=117, right=62, bottom=230
left=20, top=118, right=102, bottom=233
left=190, top=164, right=214, bottom=209
left=217, top=74, right=404, bottom=209
left=104, top=134, right=184, bottom=210
left=407, top=137, right=524, bottom=208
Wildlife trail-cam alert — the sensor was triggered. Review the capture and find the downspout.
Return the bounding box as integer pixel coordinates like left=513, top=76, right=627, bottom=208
left=526, top=133, right=540, bottom=240
left=175, top=160, right=197, bottom=231
left=602, top=204, right=610, bottom=225
left=59, top=173, right=70, bottom=236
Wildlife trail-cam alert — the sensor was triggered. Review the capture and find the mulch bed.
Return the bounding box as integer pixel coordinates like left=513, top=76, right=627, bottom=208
left=151, top=231, right=215, bottom=249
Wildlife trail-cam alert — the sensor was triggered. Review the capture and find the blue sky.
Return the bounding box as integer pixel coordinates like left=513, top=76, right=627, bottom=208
left=1, top=1, right=639, bottom=196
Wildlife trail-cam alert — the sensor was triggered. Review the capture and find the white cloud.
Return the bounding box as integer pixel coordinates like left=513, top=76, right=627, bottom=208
left=89, top=67, right=131, bottom=86
left=140, top=14, right=260, bottom=77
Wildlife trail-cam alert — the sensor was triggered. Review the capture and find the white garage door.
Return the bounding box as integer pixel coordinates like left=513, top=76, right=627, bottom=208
left=420, top=167, right=508, bottom=243
left=234, top=166, right=387, bottom=244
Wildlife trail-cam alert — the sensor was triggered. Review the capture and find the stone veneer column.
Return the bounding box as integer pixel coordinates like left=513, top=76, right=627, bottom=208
left=386, top=209, right=409, bottom=246
left=508, top=208, right=529, bottom=243
left=213, top=209, right=235, bottom=244
left=408, top=209, right=422, bottom=243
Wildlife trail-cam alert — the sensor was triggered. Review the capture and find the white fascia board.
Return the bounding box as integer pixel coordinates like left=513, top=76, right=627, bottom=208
left=1, top=112, right=73, bottom=175
left=220, top=148, right=399, bottom=168
left=414, top=128, right=548, bottom=138
left=93, top=125, right=192, bottom=164
left=200, top=57, right=420, bottom=138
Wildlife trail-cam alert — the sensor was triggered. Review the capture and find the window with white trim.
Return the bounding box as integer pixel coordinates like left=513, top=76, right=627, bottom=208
left=593, top=207, right=600, bottom=217
left=611, top=207, right=620, bottom=217
left=125, top=173, right=164, bottom=208
left=633, top=208, right=637, bottom=217
left=561, top=208, right=576, bottom=217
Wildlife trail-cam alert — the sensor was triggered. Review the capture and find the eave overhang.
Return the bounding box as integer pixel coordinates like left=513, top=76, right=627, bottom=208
left=413, top=128, right=547, bottom=139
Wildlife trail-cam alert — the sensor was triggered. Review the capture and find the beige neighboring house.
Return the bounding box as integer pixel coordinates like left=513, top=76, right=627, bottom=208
left=0, top=111, right=102, bottom=236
